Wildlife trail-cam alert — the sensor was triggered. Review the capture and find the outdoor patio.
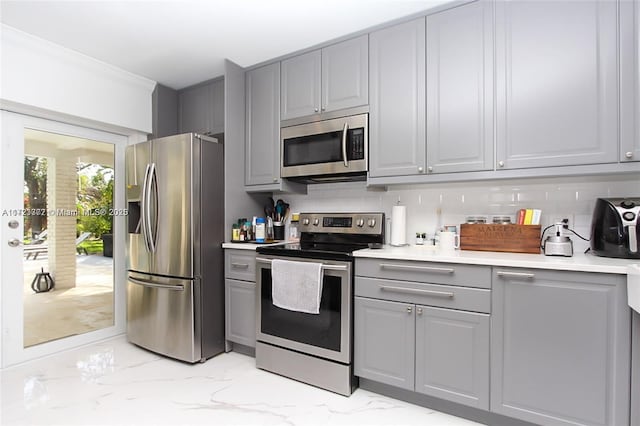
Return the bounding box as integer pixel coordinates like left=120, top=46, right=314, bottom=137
left=23, top=253, right=114, bottom=347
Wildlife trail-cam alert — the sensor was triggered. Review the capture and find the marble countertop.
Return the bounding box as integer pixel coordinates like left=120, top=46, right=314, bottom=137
left=353, top=245, right=637, bottom=275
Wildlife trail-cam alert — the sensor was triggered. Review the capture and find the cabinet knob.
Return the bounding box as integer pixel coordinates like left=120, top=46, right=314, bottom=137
left=314, top=108, right=319, bottom=113
left=418, top=166, right=424, bottom=173
left=321, top=107, right=326, bottom=111
left=273, top=177, right=278, bottom=182
left=427, top=166, right=433, bottom=173
left=498, top=161, right=505, bottom=168
left=406, top=306, right=412, bottom=313
left=625, top=151, right=633, bottom=159
left=417, top=307, right=423, bottom=315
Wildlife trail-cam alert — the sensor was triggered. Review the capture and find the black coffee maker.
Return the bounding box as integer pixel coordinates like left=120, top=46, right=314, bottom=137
left=590, top=197, right=640, bottom=259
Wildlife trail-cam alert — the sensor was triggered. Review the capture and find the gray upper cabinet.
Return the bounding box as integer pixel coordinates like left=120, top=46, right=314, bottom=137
left=178, top=79, right=224, bottom=135
left=495, top=0, right=618, bottom=170
left=621, top=0, right=640, bottom=163
left=321, top=35, right=368, bottom=114
left=245, top=63, right=281, bottom=187
left=369, top=18, right=426, bottom=178
left=281, top=51, right=321, bottom=120
left=281, top=36, right=368, bottom=121
left=151, top=84, right=178, bottom=139
left=491, top=268, right=630, bottom=426
left=426, top=1, right=493, bottom=174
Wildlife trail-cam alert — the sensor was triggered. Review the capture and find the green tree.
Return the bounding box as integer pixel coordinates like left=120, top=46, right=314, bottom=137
left=77, top=165, right=113, bottom=237
left=24, top=156, right=48, bottom=238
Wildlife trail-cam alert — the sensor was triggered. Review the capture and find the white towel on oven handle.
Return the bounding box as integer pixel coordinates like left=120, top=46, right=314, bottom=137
left=271, top=259, right=323, bottom=314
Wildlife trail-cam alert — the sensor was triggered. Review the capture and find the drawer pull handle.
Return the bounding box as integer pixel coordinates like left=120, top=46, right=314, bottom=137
left=379, top=263, right=454, bottom=274
left=380, top=285, right=454, bottom=298
left=496, top=271, right=535, bottom=279
left=231, top=263, right=250, bottom=269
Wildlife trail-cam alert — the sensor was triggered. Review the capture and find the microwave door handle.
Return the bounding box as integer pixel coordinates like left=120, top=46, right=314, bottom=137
left=341, top=122, right=349, bottom=168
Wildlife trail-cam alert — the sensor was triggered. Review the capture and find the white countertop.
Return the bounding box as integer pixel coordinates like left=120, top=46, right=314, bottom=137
left=353, top=245, right=636, bottom=275
left=222, top=241, right=288, bottom=250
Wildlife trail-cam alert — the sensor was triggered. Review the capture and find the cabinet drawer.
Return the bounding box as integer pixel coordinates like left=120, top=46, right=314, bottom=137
left=224, top=250, right=256, bottom=281
left=355, top=277, right=491, bottom=314
left=356, top=258, right=491, bottom=289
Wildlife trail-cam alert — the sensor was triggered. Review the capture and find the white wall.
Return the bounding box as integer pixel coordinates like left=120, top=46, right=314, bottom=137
left=284, top=174, right=640, bottom=253
left=0, top=25, right=155, bottom=133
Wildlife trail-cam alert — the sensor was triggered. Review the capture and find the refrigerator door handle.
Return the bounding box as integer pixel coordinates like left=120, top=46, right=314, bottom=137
left=128, top=276, right=185, bottom=291
left=141, top=163, right=151, bottom=252
left=146, top=162, right=157, bottom=253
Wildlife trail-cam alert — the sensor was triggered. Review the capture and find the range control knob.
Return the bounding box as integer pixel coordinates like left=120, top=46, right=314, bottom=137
left=313, top=218, right=320, bottom=226
left=367, top=219, right=377, bottom=228
left=302, top=218, right=310, bottom=226
left=620, top=200, right=636, bottom=209
left=356, top=219, right=365, bottom=227
left=623, top=212, right=636, bottom=222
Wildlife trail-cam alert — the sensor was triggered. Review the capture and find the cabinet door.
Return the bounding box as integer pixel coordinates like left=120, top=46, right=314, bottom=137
left=491, top=269, right=630, bottom=426
left=322, top=35, right=368, bottom=113
left=426, top=1, right=493, bottom=174
left=245, top=63, right=281, bottom=186
left=281, top=50, right=321, bottom=120
left=151, top=84, right=178, bottom=139
left=225, top=278, right=256, bottom=347
left=210, top=79, right=225, bottom=135
left=369, top=18, right=426, bottom=178
left=415, top=306, right=489, bottom=410
left=621, top=0, right=640, bottom=163
left=178, top=84, right=211, bottom=134
left=354, top=296, right=415, bottom=390
left=495, top=1, right=618, bottom=169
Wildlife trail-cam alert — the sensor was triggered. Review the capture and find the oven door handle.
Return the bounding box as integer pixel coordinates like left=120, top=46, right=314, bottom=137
left=256, top=257, right=348, bottom=271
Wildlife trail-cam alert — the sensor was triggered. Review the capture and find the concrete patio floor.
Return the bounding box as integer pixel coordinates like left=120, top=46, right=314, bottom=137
left=23, top=254, right=114, bottom=347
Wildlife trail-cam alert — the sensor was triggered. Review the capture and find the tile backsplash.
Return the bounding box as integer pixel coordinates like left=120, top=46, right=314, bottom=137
left=284, top=173, right=640, bottom=253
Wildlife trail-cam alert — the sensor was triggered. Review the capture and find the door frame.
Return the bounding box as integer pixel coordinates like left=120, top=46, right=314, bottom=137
left=0, top=110, right=129, bottom=368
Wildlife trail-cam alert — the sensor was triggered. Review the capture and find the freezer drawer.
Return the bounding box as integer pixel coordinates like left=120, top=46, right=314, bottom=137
left=127, top=273, right=200, bottom=362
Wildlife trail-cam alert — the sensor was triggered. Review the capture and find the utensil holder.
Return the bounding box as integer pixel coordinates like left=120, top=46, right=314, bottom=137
left=273, top=222, right=285, bottom=240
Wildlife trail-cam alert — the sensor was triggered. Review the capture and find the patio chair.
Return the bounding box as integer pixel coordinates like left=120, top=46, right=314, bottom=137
left=76, top=232, right=92, bottom=255
left=24, top=231, right=93, bottom=259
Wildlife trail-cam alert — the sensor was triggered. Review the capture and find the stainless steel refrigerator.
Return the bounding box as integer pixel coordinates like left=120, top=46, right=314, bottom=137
left=125, top=133, right=224, bottom=363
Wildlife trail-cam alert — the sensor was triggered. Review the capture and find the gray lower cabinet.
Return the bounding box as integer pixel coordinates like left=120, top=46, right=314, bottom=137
left=245, top=63, right=281, bottom=188
left=224, top=250, right=257, bottom=349
left=621, top=0, right=640, bottom=163
left=354, top=297, right=415, bottom=390
left=491, top=268, right=630, bottom=426
left=178, top=78, right=224, bottom=135
left=354, top=259, right=491, bottom=410
left=369, top=18, right=426, bottom=178
left=415, top=306, right=489, bottom=409
left=354, top=296, right=490, bottom=410
left=225, top=278, right=256, bottom=348
left=426, top=0, right=493, bottom=174
left=495, top=0, right=618, bottom=170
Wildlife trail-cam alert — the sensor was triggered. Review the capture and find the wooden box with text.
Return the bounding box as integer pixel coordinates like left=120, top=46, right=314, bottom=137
left=459, top=224, right=541, bottom=254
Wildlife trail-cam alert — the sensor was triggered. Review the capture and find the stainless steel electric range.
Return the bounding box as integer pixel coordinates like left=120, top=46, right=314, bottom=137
left=255, top=212, right=385, bottom=396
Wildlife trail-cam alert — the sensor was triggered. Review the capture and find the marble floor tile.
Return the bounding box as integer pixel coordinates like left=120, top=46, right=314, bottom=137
left=1, top=336, right=481, bottom=426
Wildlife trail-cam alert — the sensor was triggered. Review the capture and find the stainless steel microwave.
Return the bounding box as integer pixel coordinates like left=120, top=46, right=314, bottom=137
left=281, top=113, right=368, bottom=181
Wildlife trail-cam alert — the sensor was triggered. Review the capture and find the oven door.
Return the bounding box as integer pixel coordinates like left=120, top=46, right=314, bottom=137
left=255, top=255, right=352, bottom=364
left=280, top=113, right=367, bottom=178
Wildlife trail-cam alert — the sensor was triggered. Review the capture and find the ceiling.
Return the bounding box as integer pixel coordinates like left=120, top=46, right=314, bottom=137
left=0, top=0, right=449, bottom=90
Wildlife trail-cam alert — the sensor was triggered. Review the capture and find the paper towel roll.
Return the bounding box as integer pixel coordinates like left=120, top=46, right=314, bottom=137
left=390, top=205, right=407, bottom=246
